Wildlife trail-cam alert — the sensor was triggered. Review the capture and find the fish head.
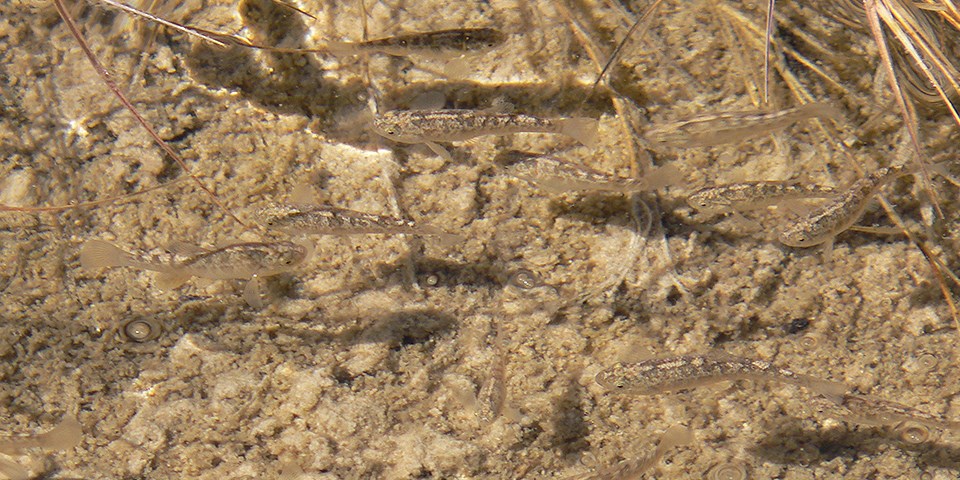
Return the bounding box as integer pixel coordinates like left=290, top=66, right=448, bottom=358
left=467, top=28, right=507, bottom=50
left=778, top=224, right=824, bottom=248
left=372, top=112, right=421, bottom=143
left=253, top=203, right=301, bottom=231
left=685, top=191, right=725, bottom=213
left=261, top=241, right=309, bottom=273
left=594, top=367, right=629, bottom=392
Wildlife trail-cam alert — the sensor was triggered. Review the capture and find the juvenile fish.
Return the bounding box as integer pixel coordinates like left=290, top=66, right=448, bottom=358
left=325, top=27, right=506, bottom=57
left=499, top=151, right=682, bottom=194
left=570, top=425, right=693, bottom=480
left=777, top=164, right=917, bottom=248
left=596, top=354, right=848, bottom=397
left=0, top=416, right=81, bottom=455
left=373, top=109, right=599, bottom=159
left=79, top=239, right=308, bottom=308
left=646, top=102, right=843, bottom=148
left=687, top=181, right=838, bottom=214
left=254, top=202, right=458, bottom=241
left=823, top=392, right=960, bottom=432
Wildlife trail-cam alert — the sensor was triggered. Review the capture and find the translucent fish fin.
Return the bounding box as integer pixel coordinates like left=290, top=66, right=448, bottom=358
left=659, top=425, right=694, bottom=450
left=441, top=56, right=470, bottom=78
left=486, top=97, right=515, bottom=114
left=293, top=238, right=316, bottom=262
left=155, top=271, right=191, bottom=290
left=243, top=276, right=264, bottom=309
left=555, top=117, right=600, bottom=147
left=849, top=225, right=904, bottom=236
left=821, top=239, right=835, bottom=263
left=79, top=240, right=132, bottom=270
left=640, top=164, right=684, bottom=190
left=420, top=226, right=464, bottom=247
left=728, top=211, right=763, bottom=232
left=779, top=198, right=815, bottom=217
left=528, top=178, right=574, bottom=194
left=289, top=183, right=319, bottom=205
left=409, top=91, right=447, bottom=110
left=0, top=456, right=28, bottom=480
left=323, top=40, right=359, bottom=57
left=928, top=160, right=960, bottom=187
left=800, top=101, right=846, bottom=123
left=425, top=141, right=453, bottom=162
left=794, top=374, right=849, bottom=397
left=166, top=241, right=205, bottom=257
left=37, top=416, right=82, bottom=451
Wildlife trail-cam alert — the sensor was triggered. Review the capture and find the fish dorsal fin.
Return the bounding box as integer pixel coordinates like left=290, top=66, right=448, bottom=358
left=484, top=97, right=515, bottom=114
left=409, top=91, right=447, bottom=110
left=289, top=183, right=319, bottom=205
left=166, top=241, right=205, bottom=257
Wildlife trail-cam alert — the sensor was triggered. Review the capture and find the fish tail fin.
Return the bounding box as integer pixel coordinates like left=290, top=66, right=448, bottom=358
left=79, top=240, right=132, bottom=270
left=36, top=416, right=82, bottom=451
left=418, top=225, right=463, bottom=247
left=556, top=117, right=599, bottom=147
left=658, top=425, right=694, bottom=451
left=800, top=101, right=845, bottom=122
left=641, top=164, right=684, bottom=190
left=434, top=231, right=465, bottom=248
left=796, top=374, right=849, bottom=397
left=929, top=159, right=960, bottom=187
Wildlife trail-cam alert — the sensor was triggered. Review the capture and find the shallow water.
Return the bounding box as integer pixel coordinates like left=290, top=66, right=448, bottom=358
left=2, top=0, right=960, bottom=478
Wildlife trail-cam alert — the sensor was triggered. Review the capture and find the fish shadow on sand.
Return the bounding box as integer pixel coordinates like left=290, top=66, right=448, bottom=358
left=751, top=419, right=960, bottom=472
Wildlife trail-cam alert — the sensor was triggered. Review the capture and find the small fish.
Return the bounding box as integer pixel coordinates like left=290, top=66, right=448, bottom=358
left=569, top=425, right=693, bottom=480
left=325, top=27, right=506, bottom=57
left=687, top=181, right=838, bottom=214
left=254, top=202, right=458, bottom=241
left=499, top=151, right=682, bottom=194
left=777, top=164, right=914, bottom=248
left=596, top=353, right=848, bottom=397
left=823, top=392, right=960, bottom=432
left=646, top=102, right=843, bottom=148
left=373, top=109, right=599, bottom=159
left=79, top=240, right=308, bottom=308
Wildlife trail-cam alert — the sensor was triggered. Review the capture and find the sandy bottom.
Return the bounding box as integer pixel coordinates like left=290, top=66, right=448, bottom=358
left=2, top=0, right=960, bottom=478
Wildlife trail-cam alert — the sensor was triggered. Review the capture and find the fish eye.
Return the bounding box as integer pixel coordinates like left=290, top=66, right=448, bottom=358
left=383, top=126, right=400, bottom=136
